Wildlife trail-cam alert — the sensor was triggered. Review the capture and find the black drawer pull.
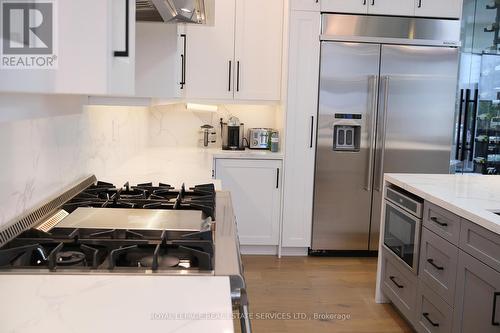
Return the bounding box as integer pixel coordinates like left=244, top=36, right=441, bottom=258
left=423, top=313, right=439, bottom=327
left=492, top=292, right=500, bottom=326
left=430, top=216, right=448, bottom=227
left=427, top=258, right=444, bottom=271
left=389, top=276, right=404, bottom=289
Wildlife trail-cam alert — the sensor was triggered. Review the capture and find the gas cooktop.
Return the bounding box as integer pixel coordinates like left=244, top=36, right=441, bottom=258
left=63, top=181, right=216, bottom=220
left=0, top=180, right=216, bottom=273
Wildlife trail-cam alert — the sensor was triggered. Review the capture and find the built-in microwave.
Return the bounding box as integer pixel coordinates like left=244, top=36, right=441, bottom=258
left=383, top=186, right=423, bottom=273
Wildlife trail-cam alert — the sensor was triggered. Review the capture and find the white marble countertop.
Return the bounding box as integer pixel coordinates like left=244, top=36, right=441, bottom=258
left=100, top=147, right=283, bottom=189
left=385, top=173, right=500, bottom=235
left=0, top=275, right=234, bottom=333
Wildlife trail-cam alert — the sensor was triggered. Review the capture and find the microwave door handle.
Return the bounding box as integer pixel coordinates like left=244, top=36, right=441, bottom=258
left=469, top=88, right=478, bottom=162
left=365, top=75, right=378, bottom=192
left=375, top=75, right=390, bottom=192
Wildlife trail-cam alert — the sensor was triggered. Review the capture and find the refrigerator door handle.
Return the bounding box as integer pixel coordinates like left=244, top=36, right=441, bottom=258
left=375, top=75, right=390, bottom=192
left=461, top=89, right=471, bottom=162
left=365, top=75, right=378, bottom=191
left=455, top=89, right=464, bottom=160
left=469, top=88, right=478, bottom=162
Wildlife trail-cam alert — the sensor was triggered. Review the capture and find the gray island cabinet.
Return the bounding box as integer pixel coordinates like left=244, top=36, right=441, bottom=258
left=376, top=174, right=500, bottom=333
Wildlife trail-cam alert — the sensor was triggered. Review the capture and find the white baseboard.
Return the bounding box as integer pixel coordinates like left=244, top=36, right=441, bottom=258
left=280, top=247, right=308, bottom=256
left=240, top=245, right=278, bottom=255
left=239, top=246, right=309, bottom=256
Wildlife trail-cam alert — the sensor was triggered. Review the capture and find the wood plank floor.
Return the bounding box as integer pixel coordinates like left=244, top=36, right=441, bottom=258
left=238, top=256, right=414, bottom=333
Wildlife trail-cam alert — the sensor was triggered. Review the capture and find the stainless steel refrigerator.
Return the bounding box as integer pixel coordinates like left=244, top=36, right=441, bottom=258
left=311, top=14, right=461, bottom=252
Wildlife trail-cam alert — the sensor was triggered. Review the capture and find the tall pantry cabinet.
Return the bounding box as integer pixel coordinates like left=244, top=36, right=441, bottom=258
left=282, top=5, right=320, bottom=252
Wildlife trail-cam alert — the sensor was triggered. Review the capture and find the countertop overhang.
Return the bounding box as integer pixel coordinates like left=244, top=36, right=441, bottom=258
left=384, top=173, right=500, bottom=235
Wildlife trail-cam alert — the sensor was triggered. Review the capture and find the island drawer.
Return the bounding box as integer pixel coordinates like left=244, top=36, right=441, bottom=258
left=382, top=248, right=417, bottom=325
left=419, top=227, right=458, bottom=305
left=460, top=219, right=500, bottom=272
left=415, top=280, right=453, bottom=333
left=423, top=202, right=461, bottom=245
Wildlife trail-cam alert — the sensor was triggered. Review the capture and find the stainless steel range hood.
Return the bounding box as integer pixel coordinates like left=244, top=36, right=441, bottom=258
left=136, top=0, right=214, bottom=24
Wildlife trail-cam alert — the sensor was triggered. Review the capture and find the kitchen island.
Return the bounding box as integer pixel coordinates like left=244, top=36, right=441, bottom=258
left=375, top=173, right=500, bottom=333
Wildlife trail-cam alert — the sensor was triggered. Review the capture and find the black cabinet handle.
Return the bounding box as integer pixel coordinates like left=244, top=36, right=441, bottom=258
left=236, top=61, right=240, bottom=92
left=310, top=116, right=314, bottom=148
left=114, top=0, right=129, bottom=57
left=492, top=292, right=500, bottom=326
left=363, top=0, right=367, bottom=5
left=423, top=313, right=439, bottom=327
left=417, top=0, right=422, bottom=8
left=179, top=34, right=187, bottom=88
left=276, top=168, right=280, bottom=189
left=389, top=276, right=404, bottom=289
left=430, top=217, right=448, bottom=227
left=427, top=258, right=444, bottom=270
left=371, top=0, right=375, bottom=5
left=228, top=61, right=232, bottom=92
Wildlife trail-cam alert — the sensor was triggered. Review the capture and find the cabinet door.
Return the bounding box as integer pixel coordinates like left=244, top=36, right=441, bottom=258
left=321, top=0, right=368, bottom=14
left=108, top=0, right=136, bottom=96
left=234, top=0, right=283, bottom=101
left=415, top=0, right=462, bottom=19
left=135, top=22, right=180, bottom=98
left=282, top=11, right=320, bottom=248
left=184, top=0, right=235, bottom=100
left=369, top=0, right=415, bottom=16
left=0, top=0, right=123, bottom=95
left=291, top=0, right=320, bottom=11
left=453, top=250, right=500, bottom=333
left=215, top=159, right=282, bottom=246
left=0, top=0, right=135, bottom=95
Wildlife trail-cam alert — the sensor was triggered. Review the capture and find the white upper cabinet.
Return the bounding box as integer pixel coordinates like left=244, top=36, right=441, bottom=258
left=321, top=0, right=368, bottom=14
left=234, top=0, right=283, bottom=101
left=369, top=0, right=414, bottom=16
left=291, top=0, right=321, bottom=12
left=184, top=0, right=235, bottom=100
left=321, top=0, right=463, bottom=18
left=0, top=0, right=135, bottom=96
left=184, top=0, right=283, bottom=101
left=135, top=22, right=181, bottom=99
left=414, top=0, right=463, bottom=19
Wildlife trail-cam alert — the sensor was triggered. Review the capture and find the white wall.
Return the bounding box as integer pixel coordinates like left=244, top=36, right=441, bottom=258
left=149, top=103, right=279, bottom=148
left=0, top=93, right=149, bottom=227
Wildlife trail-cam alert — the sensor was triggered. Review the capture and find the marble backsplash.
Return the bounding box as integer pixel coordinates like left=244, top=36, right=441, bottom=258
left=0, top=93, right=149, bottom=228
left=149, top=103, right=279, bottom=148
left=0, top=95, right=279, bottom=228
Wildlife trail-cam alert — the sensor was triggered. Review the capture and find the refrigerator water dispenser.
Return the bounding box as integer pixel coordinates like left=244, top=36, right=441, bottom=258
left=332, top=114, right=361, bottom=152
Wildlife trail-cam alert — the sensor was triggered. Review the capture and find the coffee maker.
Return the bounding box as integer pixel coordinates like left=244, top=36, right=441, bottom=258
left=221, top=116, right=245, bottom=150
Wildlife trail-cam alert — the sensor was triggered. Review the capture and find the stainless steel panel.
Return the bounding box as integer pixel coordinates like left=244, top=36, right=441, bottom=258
left=370, top=45, right=459, bottom=251
left=321, top=14, right=461, bottom=46
left=385, top=187, right=423, bottom=218
left=312, top=42, right=380, bottom=251
left=56, top=207, right=210, bottom=231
